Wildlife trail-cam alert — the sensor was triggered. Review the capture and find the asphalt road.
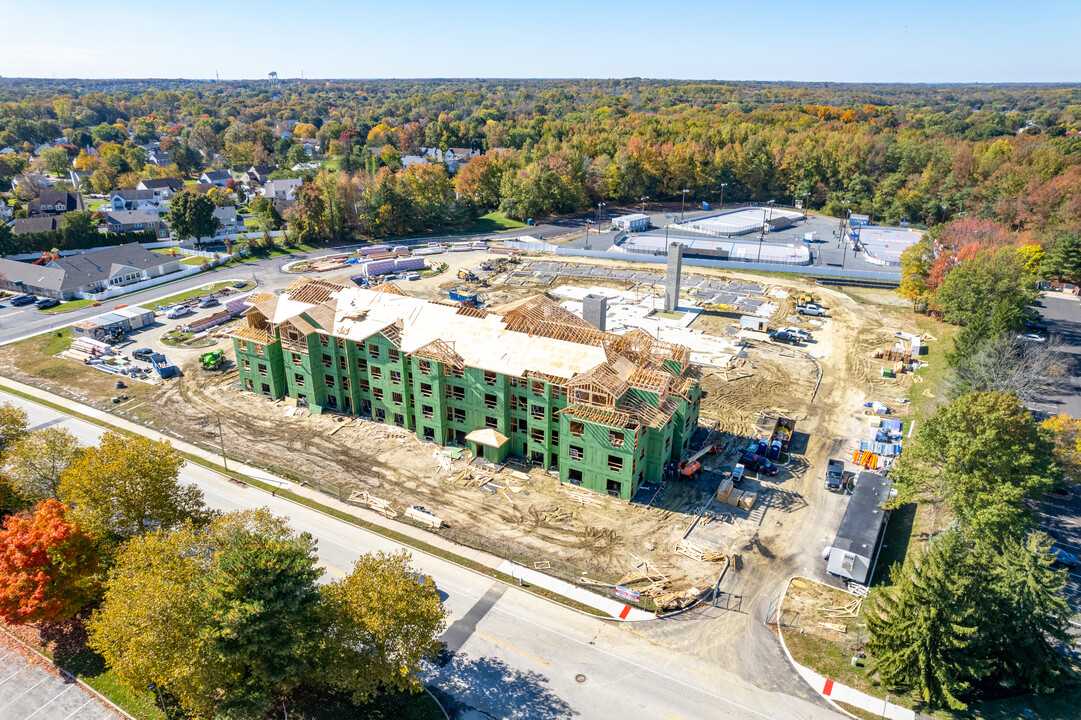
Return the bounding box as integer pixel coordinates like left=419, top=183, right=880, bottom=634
left=0, top=389, right=842, bottom=720
left=1032, top=293, right=1081, bottom=418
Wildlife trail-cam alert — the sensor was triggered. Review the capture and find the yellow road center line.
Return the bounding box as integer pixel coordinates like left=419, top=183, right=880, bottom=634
left=474, top=632, right=550, bottom=665
left=0, top=311, right=25, bottom=318
left=316, top=562, right=345, bottom=577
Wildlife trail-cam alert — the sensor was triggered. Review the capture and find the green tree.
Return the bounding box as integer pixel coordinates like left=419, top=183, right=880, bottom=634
left=59, top=431, right=202, bottom=539
left=4, top=427, right=82, bottom=501
left=983, top=532, right=1072, bottom=693
left=60, top=210, right=97, bottom=248
left=319, top=551, right=447, bottom=703
left=39, top=146, right=70, bottom=176
left=891, top=391, right=1059, bottom=542
left=934, top=247, right=1036, bottom=329
left=166, top=188, right=220, bottom=244
left=89, top=510, right=321, bottom=720
left=867, top=529, right=989, bottom=710
left=0, top=402, right=28, bottom=454
left=1041, top=233, right=1081, bottom=284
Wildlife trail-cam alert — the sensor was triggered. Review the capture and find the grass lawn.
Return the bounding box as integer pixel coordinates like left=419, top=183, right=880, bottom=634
left=37, top=297, right=101, bottom=314
left=905, top=314, right=961, bottom=421
left=468, top=210, right=527, bottom=234
left=86, top=199, right=108, bottom=212
left=138, top=280, right=244, bottom=310
left=181, top=255, right=209, bottom=266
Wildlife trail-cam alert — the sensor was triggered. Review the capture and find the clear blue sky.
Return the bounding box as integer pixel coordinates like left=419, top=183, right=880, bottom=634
left=1, top=0, right=1078, bottom=82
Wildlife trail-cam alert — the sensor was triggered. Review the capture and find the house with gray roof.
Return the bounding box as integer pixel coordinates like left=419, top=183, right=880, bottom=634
left=105, top=210, right=170, bottom=238
left=198, top=170, right=232, bottom=187
left=0, top=242, right=182, bottom=299
left=136, top=177, right=184, bottom=201
left=13, top=217, right=59, bottom=235
left=29, top=191, right=86, bottom=217
left=110, top=189, right=159, bottom=212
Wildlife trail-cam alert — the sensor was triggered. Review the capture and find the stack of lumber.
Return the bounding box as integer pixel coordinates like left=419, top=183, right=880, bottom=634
left=405, top=505, right=444, bottom=528
left=822, top=598, right=862, bottom=618
left=737, top=491, right=757, bottom=510
left=561, top=488, right=604, bottom=507
left=63, top=338, right=112, bottom=362
left=675, top=539, right=726, bottom=562
left=715, top=476, right=734, bottom=502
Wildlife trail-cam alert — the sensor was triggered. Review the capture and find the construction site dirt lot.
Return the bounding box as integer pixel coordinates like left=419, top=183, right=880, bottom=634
left=0, top=255, right=925, bottom=601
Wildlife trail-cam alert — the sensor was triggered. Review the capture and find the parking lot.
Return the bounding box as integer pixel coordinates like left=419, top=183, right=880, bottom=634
left=0, top=637, right=120, bottom=720
left=1032, top=293, right=1081, bottom=418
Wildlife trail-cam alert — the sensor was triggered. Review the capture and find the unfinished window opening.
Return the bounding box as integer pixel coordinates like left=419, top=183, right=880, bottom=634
left=391, top=371, right=401, bottom=385
left=450, top=385, right=464, bottom=401
left=393, top=413, right=405, bottom=427
left=321, top=354, right=331, bottom=368
left=530, top=450, right=544, bottom=465
left=530, top=428, right=545, bottom=444
left=343, top=396, right=352, bottom=414
left=239, top=341, right=248, bottom=353
left=531, top=405, right=545, bottom=421
left=446, top=407, right=465, bottom=423
left=515, top=418, right=527, bottom=433
left=360, top=400, right=371, bottom=415
left=485, top=416, right=498, bottom=429
left=335, top=337, right=344, bottom=349
left=356, top=358, right=368, bottom=371
left=261, top=384, right=270, bottom=396
left=370, top=366, right=382, bottom=380
left=484, top=393, right=497, bottom=409
left=342, top=377, right=350, bottom=391
left=420, top=382, right=432, bottom=398
left=358, top=379, right=370, bottom=392
left=244, top=378, right=253, bottom=391
left=551, top=429, right=559, bottom=446
left=606, top=479, right=622, bottom=497
left=292, top=354, right=302, bottom=367
left=325, top=376, right=335, bottom=388
left=450, top=365, right=463, bottom=378
left=372, top=387, right=384, bottom=400
left=392, top=391, right=403, bottom=405
left=422, top=426, right=435, bottom=441
left=368, top=344, right=379, bottom=359
left=242, top=359, right=250, bottom=371
left=338, top=356, right=346, bottom=370
left=257, top=363, right=267, bottom=377
left=483, top=370, right=497, bottom=386
left=567, top=468, right=583, bottom=485
left=294, top=373, right=305, bottom=387
left=253, top=344, right=264, bottom=358
left=422, top=404, right=433, bottom=419
left=319, top=335, right=328, bottom=347
left=530, top=380, right=544, bottom=397
left=297, top=394, right=308, bottom=407
left=388, top=348, right=399, bottom=362
left=418, top=360, right=431, bottom=375
left=326, top=395, right=338, bottom=410
left=607, top=454, right=623, bottom=472
left=569, top=421, right=584, bottom=438
left=375, top=408, right=385, bottom=421
left=510, top=377, right=520, bottom=387
left=665, top=435, right=672, bottom=450
left=609, top=430, right=625, bottom=448
left=569, top=445, right=584, bottom=461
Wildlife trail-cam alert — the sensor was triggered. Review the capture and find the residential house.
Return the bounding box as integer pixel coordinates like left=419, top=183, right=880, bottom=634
left=12, top=217, right=59, bottom=235
left=233, top=284, right=702, bottom=499
left=29, top=191, right=86, bottom=217
left=401, top=155, right=428, bottom=168
left=421, top=147, right=443, bottom=162
left=244, top=165, right=278, bottom=184
left=69, top=169, right=92, bottom=190
left=109, top=189, right=160, bottom=212
left=198, top=170, right=232, bottom=187
left=264, top=178, right=302, bottom=201
left=11, top=174, right=55, bottom=191
left=212, top=206, right=245, bottom=235
left=444, top=148, right=477, bottom=169
left=104, top=210, right=170, bottom=239
left=147, top=150, right=171, bottom=166
left=136, top=177, right=185, bottom=201
left=0, top=242, right=183, bottom=300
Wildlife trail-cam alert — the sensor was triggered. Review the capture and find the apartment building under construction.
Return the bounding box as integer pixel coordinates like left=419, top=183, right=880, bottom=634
left=232, top=278, right=702, bottom=500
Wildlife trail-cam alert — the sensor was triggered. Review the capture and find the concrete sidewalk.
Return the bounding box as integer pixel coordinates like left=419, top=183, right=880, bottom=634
left=0, top=376, right=645, bottom=620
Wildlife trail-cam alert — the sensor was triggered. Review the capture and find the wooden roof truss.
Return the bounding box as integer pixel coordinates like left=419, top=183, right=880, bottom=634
left=413, top=338, right=464, bottom=369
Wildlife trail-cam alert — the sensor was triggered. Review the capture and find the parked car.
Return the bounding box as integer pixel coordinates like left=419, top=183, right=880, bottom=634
left=132, top=348, right=155, bottom=362
left=1051, top=545, right=1078, bottom=568
left=1016, top=333, right=1047, bottom=344
left=232, top=281, right=247, bottom=289
left=740, top=451, right=778, bottom=476
left=198, top=297, right=219, bottom=308
left=35, top=298, right=59, bottom=309
left=10, top=294, right=37, bottom=306
left=769, top=329, right=801, bottom=345
left=165, top=305, right=191, bottom=319
left=797, top=303, right=827, bottom=317
left=780, top=326, right=812, bottom=341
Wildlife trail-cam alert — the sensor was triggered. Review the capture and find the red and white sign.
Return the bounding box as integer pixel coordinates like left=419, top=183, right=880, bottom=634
left=614, top=586, right=641, bottom=602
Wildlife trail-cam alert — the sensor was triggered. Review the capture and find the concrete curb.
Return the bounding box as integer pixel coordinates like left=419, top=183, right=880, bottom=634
left=0, top=624, right=136, bottom=720
left=774, top=576, right=915, bottom=720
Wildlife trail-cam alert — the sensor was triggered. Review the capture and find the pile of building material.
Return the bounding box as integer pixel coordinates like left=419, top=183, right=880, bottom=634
left=675, top=539, right=726, bottom=562
left=715, top=477, right=757, bottom=510
left=348, top=490, right=397, bottom=519
left=61, top=338, right=112, bottom=362
left=561, top=488, right=605, bottom=507
left=405, top=505, right=444, bottom=528
left=822, top=598, right=862, bottom=618
left=653, top=586, right=705, bottom=611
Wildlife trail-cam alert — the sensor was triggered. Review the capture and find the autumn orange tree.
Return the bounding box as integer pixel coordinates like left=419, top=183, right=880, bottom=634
left=0, top=499, right=99, bottom=625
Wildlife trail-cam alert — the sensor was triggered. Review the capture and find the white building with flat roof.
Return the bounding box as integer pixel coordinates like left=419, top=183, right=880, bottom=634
left=613, top=213, right=650, bottom=231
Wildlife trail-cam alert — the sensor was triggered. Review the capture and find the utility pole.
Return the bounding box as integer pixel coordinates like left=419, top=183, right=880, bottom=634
left=217, top=417, right=228, bottom=471
left=640, top=196, right=649, bottom=213
left=840, top=200, right=850, bottom=269
left=680, top=189, right=689, bottom=220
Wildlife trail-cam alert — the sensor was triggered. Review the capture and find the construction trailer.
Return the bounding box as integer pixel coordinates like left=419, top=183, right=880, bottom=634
left=739, top=316, right=768, bottom=332
left=826, top=472, right=893, bottom=586
left=232, top=278, right=702, bottom=500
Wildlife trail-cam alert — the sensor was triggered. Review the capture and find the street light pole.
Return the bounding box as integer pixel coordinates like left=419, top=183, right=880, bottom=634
left=840, top=200, right=850, bottom=269
left=680, top=189, right=689, bottom=220
left=719, top=183, right=728, bottom=209
left=640, top=196, right=649, bottom=213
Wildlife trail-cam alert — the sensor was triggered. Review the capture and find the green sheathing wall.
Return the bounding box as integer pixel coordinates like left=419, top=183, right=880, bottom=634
left=233, top=338, right=286, bottom=399
left=357, top=333, right=411, bottom=428
left=508, top=379, right=565, bottom=469
left=557, top=414, right=642, bottom=500
left=454, top=366, right=511, bottom=462
left=281, top=334, right=325, bottom=412
left=667, top=380, right=703, bottom=462
left=409, top=358, right=446, bottom=444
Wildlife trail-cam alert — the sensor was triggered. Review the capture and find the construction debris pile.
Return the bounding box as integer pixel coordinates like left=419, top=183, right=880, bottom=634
left=850, top=418, right=904, bottom=471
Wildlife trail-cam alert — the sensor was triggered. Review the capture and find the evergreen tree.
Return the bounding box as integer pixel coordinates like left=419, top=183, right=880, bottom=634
left=866, top=529, right=990, bottom=710
left=983, top=532, right=1073, bottom=694
left=1042, top=233, right=1081, bottom=284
